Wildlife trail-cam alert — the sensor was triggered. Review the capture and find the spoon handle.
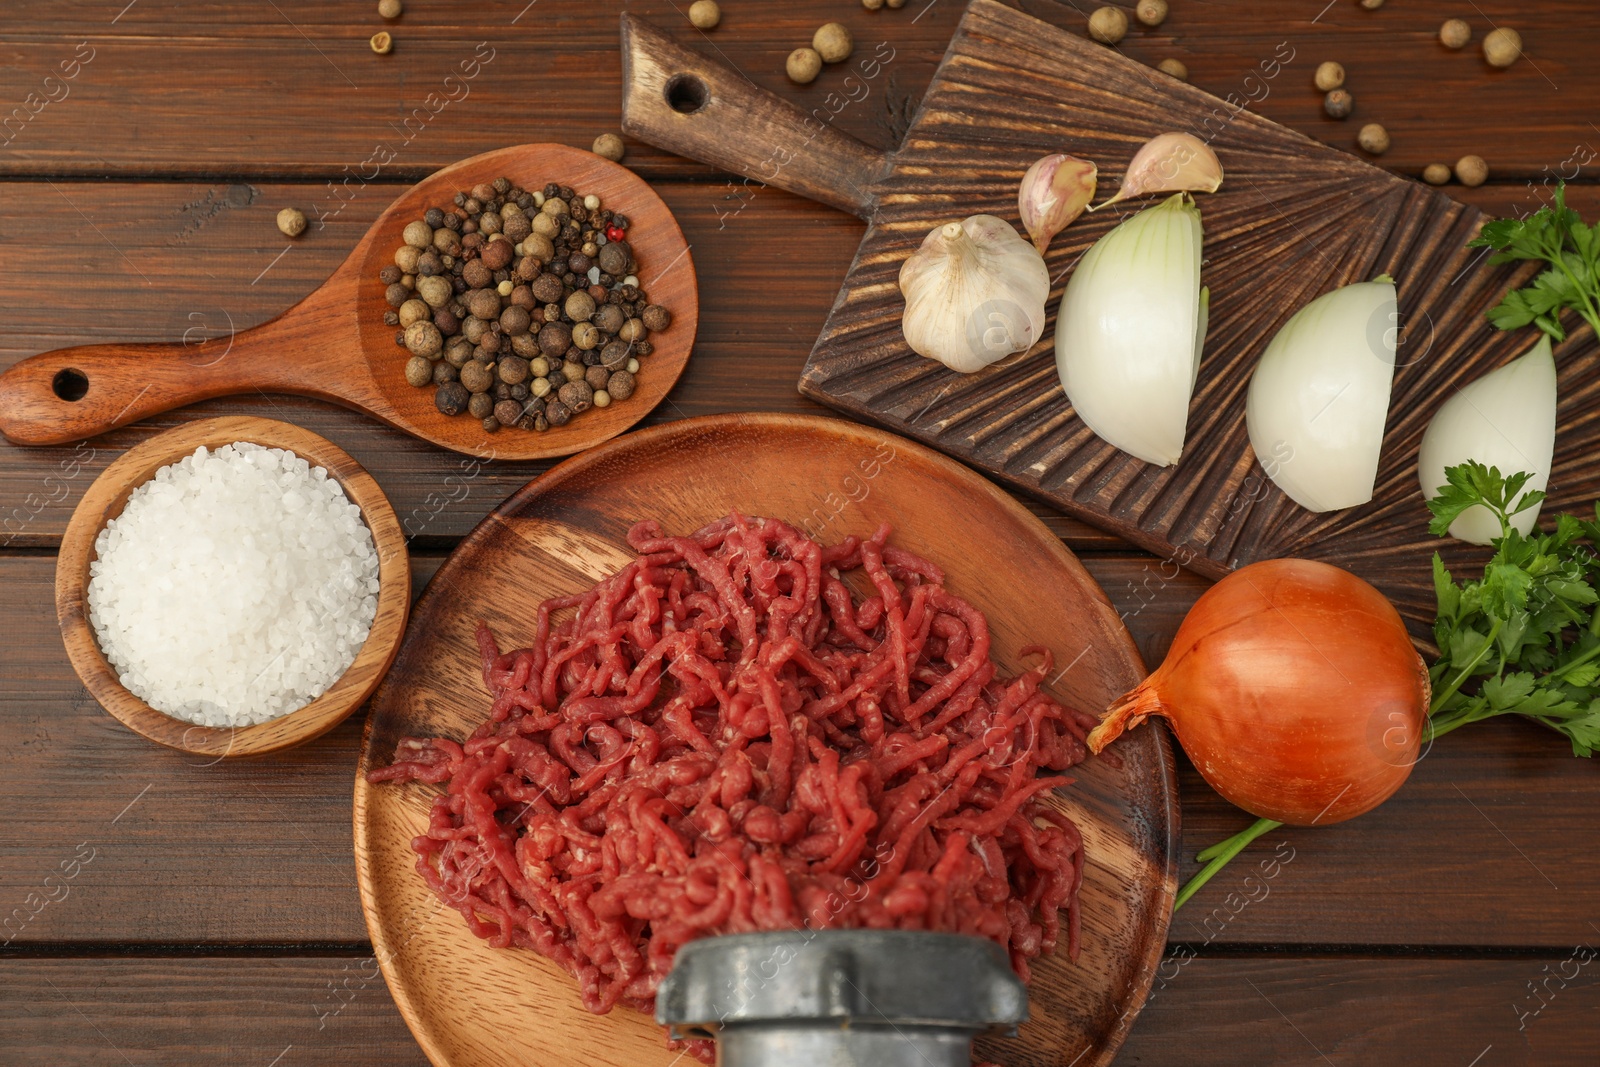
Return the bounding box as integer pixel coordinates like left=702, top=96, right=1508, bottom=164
left=619, top=14, right=891, bottom=219
left=0, top=308, right=353, bottom=447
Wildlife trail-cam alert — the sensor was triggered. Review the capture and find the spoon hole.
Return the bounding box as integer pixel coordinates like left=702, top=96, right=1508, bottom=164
left=664, top=74, right=709, bottom=114
left=53, top=367, right=89, bottom=402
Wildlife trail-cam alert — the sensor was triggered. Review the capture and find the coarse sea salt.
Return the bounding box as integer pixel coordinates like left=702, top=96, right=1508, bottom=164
left=86, top=442, right=380, bottom=728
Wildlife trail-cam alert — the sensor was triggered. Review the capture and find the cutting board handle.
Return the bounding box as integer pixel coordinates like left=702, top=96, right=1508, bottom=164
left=620, top=14, right=889, bottom=219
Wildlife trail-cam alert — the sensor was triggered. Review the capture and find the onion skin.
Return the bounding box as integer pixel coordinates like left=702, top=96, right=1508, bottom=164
left=1087, top=558, right=1429, bottom=826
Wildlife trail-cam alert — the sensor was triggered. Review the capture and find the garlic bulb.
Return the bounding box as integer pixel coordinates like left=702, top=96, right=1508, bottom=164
left=899, top=214, right=1052, bottom=373
left=1094, top=132, right=1224, bottom=212
left=1018, top=153, right=1097, bottom=254
left=1417, top=334, right=1556, bottom=544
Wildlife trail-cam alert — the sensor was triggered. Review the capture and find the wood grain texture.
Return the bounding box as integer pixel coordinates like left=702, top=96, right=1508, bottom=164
left=55, top=416, right=410, bottom=757
left=353, top=414, right=1178, bottom=1067
left=624, top=0, right=1597, bottom=635
left=2, top=956, right=1596, bottom=1066
left=0, top=2, right=1593, bottom=180
left=0, top=145, right=697, bottom=461
left=1, top=553, right=1595, bottom=949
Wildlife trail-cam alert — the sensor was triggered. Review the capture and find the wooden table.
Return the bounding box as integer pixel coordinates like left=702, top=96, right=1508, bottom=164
left=2, top=2, right=1596, bottom=1063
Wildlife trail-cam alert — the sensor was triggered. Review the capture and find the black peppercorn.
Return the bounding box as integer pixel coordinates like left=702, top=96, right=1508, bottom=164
left=452, top=276, right=469, bottom=294
left=494, top=382, right=512, bottom=401
left=383, top=310, right=400, bottom=327
left=395, top=330, right=407, bottom=347
left=582, top=349, right=602, bottom=367
left=432, top=361, right=459, bottom=385
left=620, top=285, right=641, bottom=302
left=562, top=272, right=578, bottom=288
left=634, top=340, right=654, bottom=357
left=454, top=192, right=467, bottom=207
left=423, top=206, right=444, bottom=229
left=492, top=176, right=511, bottom=195
left=611, top=213, right=629, bottom=229
left=435, top=381, right=470, bottom=415
left=510, top=382, right=530, bottom=401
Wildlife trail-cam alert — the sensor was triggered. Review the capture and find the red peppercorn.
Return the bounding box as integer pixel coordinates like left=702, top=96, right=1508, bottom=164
left=605, top=224, right=626, bottom=243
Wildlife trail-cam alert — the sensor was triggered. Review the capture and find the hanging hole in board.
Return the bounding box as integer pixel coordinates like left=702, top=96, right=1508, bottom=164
left=53, top=368, right=89, bottom=402
left=665, top=74, right=709, bottom=114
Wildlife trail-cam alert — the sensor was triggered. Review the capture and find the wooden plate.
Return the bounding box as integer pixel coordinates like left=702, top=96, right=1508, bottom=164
left=354, top=412, right=1177, bottom=1067
left=57, top=416, right=410, bottom=757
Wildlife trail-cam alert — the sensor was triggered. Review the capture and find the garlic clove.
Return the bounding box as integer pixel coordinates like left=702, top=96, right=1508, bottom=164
left=1018, top=153, right=1097, bottom=254
left=898, top=215, right=1051, bottom=374
left=1092, top=132, right=1224, bottom=212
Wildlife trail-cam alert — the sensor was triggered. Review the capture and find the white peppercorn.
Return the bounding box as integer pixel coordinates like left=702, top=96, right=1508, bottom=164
left=592, top=133, right=625, bottom=162
left=398, top=298, right=431, bottom=327
left=787, top=47, right=823, bottom=84
left=1134, top=0, right=1167, bottom=28
left=417, top=275, right=452, bottom=308
left=1455, top=155, right=1489, bottom=187
left=404, top=355, right=432, bottom=387
left=814, top=23, right=852, bottom=63
left=1483, top=27, right=1521, bottom=68
left=1439, top=19, right=1470, bottom=50
left=1358, top=123, right=1391, bottom=155
left=1422, top=163, right=1451, bottom=186
left=531, top=377, right=552, bottom=398
left=592, top=389, right=611, bottom=408
left=1314, top=61, right=1345, bottom=91
left=277, top=207, right=307, bottom=237
left=1088, top=7, right=1128, bottom=45
left=1157, top=57, right=1188, bottom=81
left=626, top=357, right=640, bottom=374
left=688, top=0, right=720, bottom=29
left=378, top=0, right=402, bottom=18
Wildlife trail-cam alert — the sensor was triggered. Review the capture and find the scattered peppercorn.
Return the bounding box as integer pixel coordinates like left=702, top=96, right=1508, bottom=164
left=378, top=0, right=402, bottom=17
left=1439, top=18, right=1471, bottom=50
left=1359, top=0, right=1384, bottom=9
left=1358, top=123, right=1391, bottom=155
left=814, top=23, right=853, bottom=63
left=1483, top=27, right=1521, bottom=68
left=1157, top=57, right=1188, bottom=81
left=1455, top=154, right=1489, bottom=187
left=863, top=0, right=884, bottom=8
left=1314, top=61, right=1345, bottom=91
left=787, top=47, right=823, bottom=84
left=277, top=207, right=307, bottom=238
left=1324, top=89, right=1354, bottom=119
left=1088, top=6, right=1128, bottom=45
left=688, top=0, right=720, bottom=29
left=592, top=133, right=625, bottom=162
left=1134, top=0, right=1167, bottom=28
left=370, top=31, right=393, bottom=55
left=376, top=175, right=673, bottom=432
left=1422, top=163, right=1452, bottom=186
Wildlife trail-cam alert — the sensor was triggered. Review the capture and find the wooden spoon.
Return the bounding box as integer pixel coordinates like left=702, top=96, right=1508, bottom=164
left=0, top=144, right=698, bottom=461
left=57, top=415, right=410, bottom=757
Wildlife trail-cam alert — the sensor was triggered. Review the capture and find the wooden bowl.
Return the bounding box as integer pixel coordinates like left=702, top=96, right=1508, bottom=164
left=56, top=416, right=411, bottom=757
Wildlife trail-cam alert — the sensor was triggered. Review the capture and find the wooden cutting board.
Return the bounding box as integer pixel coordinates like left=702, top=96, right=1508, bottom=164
left=620, top=0, right=1600, bottom=634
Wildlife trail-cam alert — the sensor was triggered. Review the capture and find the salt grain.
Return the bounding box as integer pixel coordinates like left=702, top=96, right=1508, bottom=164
left=86, top=442, right=380, bottom=728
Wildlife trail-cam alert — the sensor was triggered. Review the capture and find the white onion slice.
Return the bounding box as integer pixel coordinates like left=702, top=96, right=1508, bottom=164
left=1417, top=334, right=1556, bottom=544
left=1246, top=278, right=1398, bottom=512
left=1054, top=193, right=1207, bottom=466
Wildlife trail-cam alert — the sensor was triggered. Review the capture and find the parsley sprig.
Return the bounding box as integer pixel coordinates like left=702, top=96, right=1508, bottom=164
left=1468, top=182, right=1600, bottom=343
left=1427, top=462, right=1600, bottom=755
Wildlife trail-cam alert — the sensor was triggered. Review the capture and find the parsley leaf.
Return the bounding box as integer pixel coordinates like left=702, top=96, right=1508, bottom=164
left=1427, top=460, right=1600, bottom=759
left=1468, top=182, right=1600, bottom=342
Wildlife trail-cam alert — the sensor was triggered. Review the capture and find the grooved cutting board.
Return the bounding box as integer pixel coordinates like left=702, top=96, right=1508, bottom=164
left=621, top=0, right=1600, bottom=634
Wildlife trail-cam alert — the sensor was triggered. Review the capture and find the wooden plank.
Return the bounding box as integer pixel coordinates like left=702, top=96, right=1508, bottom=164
left=0, top=180, right=1127, bottom=548
left=1, top=955, right=1595, bottom=1065
left=2, top=552, right=1596, bottom=948
left=0, top=1, right=1593, bottom=179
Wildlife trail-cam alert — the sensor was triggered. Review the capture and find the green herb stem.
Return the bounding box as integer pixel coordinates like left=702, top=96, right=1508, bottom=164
left=1428, top=618, right=1504, bottom=716
left=1174, top=817, right=1283, bottom=912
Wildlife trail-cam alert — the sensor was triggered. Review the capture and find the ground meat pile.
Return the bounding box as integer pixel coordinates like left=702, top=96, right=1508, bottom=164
left=370, top=514, right=1097, bottom=1034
